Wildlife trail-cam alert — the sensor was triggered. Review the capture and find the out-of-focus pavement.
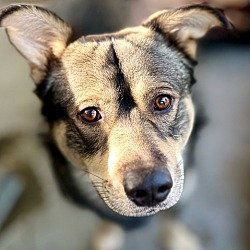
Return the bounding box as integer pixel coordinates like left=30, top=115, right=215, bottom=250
left=0, top=1, right=250, bottom=250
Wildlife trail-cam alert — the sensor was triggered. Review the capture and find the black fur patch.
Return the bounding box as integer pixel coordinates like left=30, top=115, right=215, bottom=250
left=107, top=43, right=136, bottom=116
left=35, top=69, right=73, bottom=122
left=66, top=119, right=108, bottom=157
left=35, top=81, right=67, bottom=122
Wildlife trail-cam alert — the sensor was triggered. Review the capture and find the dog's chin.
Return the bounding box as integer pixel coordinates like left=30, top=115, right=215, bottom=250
left=95, top=181, right=184, bottom=217
left=100, top=192, right=181, bottom=217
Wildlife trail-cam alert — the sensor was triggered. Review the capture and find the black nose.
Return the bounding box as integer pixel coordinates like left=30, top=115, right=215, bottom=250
left=124, top=169, right=173, bottom=207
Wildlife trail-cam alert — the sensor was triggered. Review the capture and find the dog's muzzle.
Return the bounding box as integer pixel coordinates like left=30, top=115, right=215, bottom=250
left=123, top=168, right=173, bottom=207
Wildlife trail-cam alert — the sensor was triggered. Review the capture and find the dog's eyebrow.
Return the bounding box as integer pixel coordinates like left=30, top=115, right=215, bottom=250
left=107, top=42, right=136, bottom=116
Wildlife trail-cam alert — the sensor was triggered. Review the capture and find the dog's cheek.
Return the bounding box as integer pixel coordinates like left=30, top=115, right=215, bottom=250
left=52, top=120, right=110, bottom=174
left=169, top=96, right=195, bottom=147
left=65, top=120, right=108, bottom=158
left=179, top=97, right=195, bottom=148
left=51, top=121, right=86, bottom=169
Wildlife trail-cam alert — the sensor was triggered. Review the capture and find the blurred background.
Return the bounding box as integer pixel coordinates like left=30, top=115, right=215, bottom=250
left=0, top=0, right=249, bottom=250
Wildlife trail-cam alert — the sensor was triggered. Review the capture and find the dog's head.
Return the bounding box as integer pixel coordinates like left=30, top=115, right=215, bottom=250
left=0, top=4, right=231, bottom=216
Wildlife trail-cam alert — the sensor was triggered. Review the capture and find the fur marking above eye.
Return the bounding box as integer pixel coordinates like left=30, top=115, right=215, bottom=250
left=79, top=107, right=102, bottom=123
left=154, top=95, right=173, bottom=112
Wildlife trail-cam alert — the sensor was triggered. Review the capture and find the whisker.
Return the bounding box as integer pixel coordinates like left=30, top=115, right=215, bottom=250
left=93, top=185, right=104, bottom=189
left=92, top=181, right=103, bottom=185
left=178, top=158, right=184, bottom=166
left=78, top=171, right=88, bottom=177
left=93, top=183, right=103, bottom=186
left=84, top=170, right=106, bottom=181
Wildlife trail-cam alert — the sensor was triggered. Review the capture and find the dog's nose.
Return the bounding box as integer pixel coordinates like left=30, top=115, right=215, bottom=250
left=124, top=169, right=173, bottom=207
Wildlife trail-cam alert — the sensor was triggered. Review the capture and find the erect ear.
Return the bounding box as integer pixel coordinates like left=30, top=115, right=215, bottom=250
left=142, top=5, right=233, bottom=60
left=0, top=4, right=73, bottom=84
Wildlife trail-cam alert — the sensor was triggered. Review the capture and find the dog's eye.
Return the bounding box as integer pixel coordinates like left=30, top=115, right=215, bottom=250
left=79, top=107, right=102, bottom=123
left=154, top=95, right=173, bottom=112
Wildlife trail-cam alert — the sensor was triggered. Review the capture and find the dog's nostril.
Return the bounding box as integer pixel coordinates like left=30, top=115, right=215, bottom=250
left=124, top=168, right=173, bottom=207
left=158, top=185, right=169, bottom=193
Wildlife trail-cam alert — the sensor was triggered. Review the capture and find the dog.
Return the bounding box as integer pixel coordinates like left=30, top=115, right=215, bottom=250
left=0, top=3, right=232, bottom=249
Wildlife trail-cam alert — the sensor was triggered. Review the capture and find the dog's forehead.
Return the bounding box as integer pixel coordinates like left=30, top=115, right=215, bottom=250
left=61, top=27, right=190, bottom=106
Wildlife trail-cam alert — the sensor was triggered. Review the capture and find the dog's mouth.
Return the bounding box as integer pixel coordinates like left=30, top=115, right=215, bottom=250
left=89, top=162, right=184, bottom=217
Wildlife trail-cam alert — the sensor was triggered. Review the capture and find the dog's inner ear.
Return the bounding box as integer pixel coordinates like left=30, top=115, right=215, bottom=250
left=0, top=4, right=73, bottom=84
left=143, top=5, right=232, bottom=59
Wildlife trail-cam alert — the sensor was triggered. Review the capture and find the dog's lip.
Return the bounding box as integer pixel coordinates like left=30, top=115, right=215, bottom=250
left=104, top=199, right=168, bottom=217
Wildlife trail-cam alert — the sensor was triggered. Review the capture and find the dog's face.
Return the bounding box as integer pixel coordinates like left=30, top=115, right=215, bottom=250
left=52, top=31, right=195, bottom=216
left=0, top=4, right=231, bottom=216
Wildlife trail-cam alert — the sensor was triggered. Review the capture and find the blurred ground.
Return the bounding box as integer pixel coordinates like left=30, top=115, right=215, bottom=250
left=0, top=1, right=250, bottom=250
left=182, top=44, right=250, bottom=250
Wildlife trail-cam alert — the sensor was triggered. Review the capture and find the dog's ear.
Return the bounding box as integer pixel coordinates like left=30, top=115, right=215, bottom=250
left=0, top=4, right=73, bottom=84
left=143, top=5, right=233, bottom=59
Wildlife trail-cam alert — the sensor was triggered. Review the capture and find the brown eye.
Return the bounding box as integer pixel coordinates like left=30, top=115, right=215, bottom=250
left=79, top=107, right=102, bottom=123
left=154, top=95, right=173, bottom=112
